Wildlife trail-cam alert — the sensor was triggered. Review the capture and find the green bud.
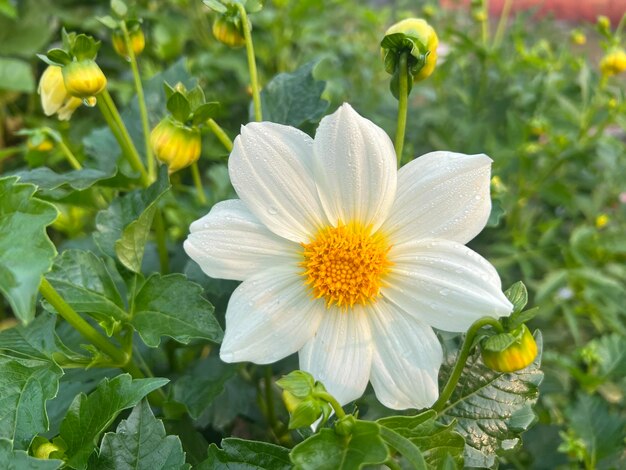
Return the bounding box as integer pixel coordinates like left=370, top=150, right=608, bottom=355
left=62, top=59, right=107, bottom=98
left=481, top=325, right=538, bottom=373
left=150, top=117, right=202, bottom=173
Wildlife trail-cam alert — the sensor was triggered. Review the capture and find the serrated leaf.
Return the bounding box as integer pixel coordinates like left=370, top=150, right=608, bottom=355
left=0, top=177, right=58, bottom=324
left=59, top=374, right=169, bottom=470
left=191, top=102, right=220, bottom=126
left=131, top=273, right=223, bottom=347
left=200, top=438, right=291, bottom=469
left=94, top=167, right=170, bottom=272
left=504, top=281, right=528, bottom=313
left=172, top=357, right=236, bottom=419
left=290, top=420, right=389, bottom=470
left=593, top=334, right=626, bottom=379
left=44, top=250, right=127, bottom=328
left=257, top=61, right=328, bottom=127
left=0, top=312, right=58, bottom=361
left=167, top=92, right=191, bottom=123
left=438, top=332, right=544, bottom=468
left=0, top=438, right=63, bottom=469
left=482, top=331, right=522, bottom=353
left=378, top=410, right=465, bottom=469
left=506, top=307, right=539, bottom=331
left=10, top=167, right=115, bottom=193
left=0, top=357, right=63, bottom=449
left=94, top=400, right=187, bottom=470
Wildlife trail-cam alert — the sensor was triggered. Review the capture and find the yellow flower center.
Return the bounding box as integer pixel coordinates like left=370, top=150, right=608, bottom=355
left=301, top=222, right=392, bottom=309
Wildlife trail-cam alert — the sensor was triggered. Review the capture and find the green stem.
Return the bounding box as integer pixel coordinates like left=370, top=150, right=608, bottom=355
left=99, top=88, right=150, bottom=186
left=57, top=138, right=82, bottom=170
left=492, top=0, right=512, bottom=48
left=207, top=118, right=233, bottom=152
left=432, top=316, right=504, bottom=412
left=313, top=391, right=346, bottom=419
left=236, top=3, right=262, bottom=122
left=121, top=21, right=154, bottom=182
left=481, top=0, right=490, bottom=46
left=39, top=278, right=128, bottom=365
left=190, top=161, right=207, bottom=205
left=153, top=208, right=169, bottom=274
left=394, top=52, right=409, bottom=167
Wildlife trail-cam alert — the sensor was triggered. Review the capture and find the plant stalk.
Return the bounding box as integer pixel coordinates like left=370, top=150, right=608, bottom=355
left=153, top=208, right=169, bottom=274
left=313, top=391, right=346, bottom=419
left=190, top=161, right=207, bottom=205
left=57, top=138, right=82, bottom=170
left=236, top=3, right=263, bottom=122
left=207, top=118, right=234, bottom=152
left=394, top=51, right=409, bottom=167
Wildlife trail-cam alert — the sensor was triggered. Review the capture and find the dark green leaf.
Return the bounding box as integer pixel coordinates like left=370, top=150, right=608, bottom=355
left=200, top=438, right=291, bottom=469
left=0, top=312, right=58, bottom=361
left=59, top=374, right=169, bottom=470
left=167, top=92, right=191, bottom=123
left=0, top=438, right=62, bottom=469
left=258, top=61, right=329, bottom=127
left=486, top=198, right=505, bottom=227
left=131, top=273, right=223, bottom=347
left=290, top=420, right=389, bottom=470
left=172, top=357, right=236, bottom=419
left=46, top=48, right=72, bottom=66
left=191, top=102, right=220, bottom=126
left=438, top=332, right=544, bottom=468
left=10, top=167, right=115, bottom=193
left=95, top=400, right=187, bottom=469
left=0, top=177, right=58, bottom=324
left=378, top=410, right=465, bottom=469
left=94, top=167, right=170, bottom=272
left=0, top=57, right=34, bottom=92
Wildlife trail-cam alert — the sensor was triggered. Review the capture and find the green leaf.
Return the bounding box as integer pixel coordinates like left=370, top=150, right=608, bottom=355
left=592, top=334, right=626, bottom=379
left=482, top=330, right=522, bottom=353
left=59, top=374, right=169, bottom=470
left=10, top=167, right=115, bottom=194
left=0, top=357, right=63, bottom=449
left=94, top=167, right=170, bottom=272
left=0, top=438, right=63, bottom=469
left=110, top=0, right=128, bottom=18
left=202, top=0, right=227, bottom=14
left=186, top=85, right=206, bottom=110
left=131, top=273, right=223, bottom=347
left=0, top=57, right=34, bottom=92
left=46, top=48, right=72, bottom=66
left=0, top=312, right=58, bottom=361
left=504, top=281, right=528, bottom=313
left=258, top=61, right=329, bottom=127
left=71, top=34, right=100, bottom=61
left=0, top=177, right=58, bottom=324
left=0, top=0, right=55, bottom=57
left=438, top=332, right=544, bottom=468
left=191, top=102, right=220, bottom=126
left=378, top=410, right=465, bottom=469
left=172, top=357, right=236, bottom=419
left=0, top=0, right=17, bottom=19
left=44, top=250, right=127, bottom=330
left=95, top=400, right=187, bottom=469
left=290, top=420, right=389, bottom=470
left=200, top=438, right=291, bottom=469
left=167, top=92, right=191, bottom=123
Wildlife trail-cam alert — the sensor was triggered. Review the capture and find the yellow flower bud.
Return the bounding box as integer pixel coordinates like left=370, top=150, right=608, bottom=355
left=600, top=49, right=626, bottom=77
left=384, top=18, right=438, bottom=82
left=150, top=117, right=202, bottom=173
left=570, top=31, right=586, bottom=46
left=112, top=27, right=146, bottom=59
left=212, top=16, right=246, bottom=48
left=38, top=65, right=83, bottom=121
left=62, top=60, right=107, bottom=99
left=595, top=214, right=609, bottom=229
left=27, top=137, right=54, bottom=152
left=33, top=442, right=62, bottom=460
left=481, top=325, right=538, bottom=373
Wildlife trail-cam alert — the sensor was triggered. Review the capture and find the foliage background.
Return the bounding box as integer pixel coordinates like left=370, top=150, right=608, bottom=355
left=0, top=0, right=625, bottom=468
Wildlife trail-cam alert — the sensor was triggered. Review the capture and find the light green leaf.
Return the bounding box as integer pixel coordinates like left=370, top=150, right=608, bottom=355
left=378, top=410, right=465, bottom=469
left=0, top=0, right=17, bottom=19
left=258, top=61, right=329, bottom=127
left=0, top=438, right=62, bottom=469
left=59, top=374, right=169, bottom=470
left=94, top=167, right=170, bottom=272
left=44, top=250, right=127, bottom=328
left=95, top=400, right=187, bottom=470
left=167, top=92, right=191, bottom=123
left=0, top=57, right=35, bottom=92
left=593, top=334, right=626, bottom=379
left=172, top=357, right=236, bottom=419
left=110, top=0, right=128, bottom=18
left=0, top=177, right=58, bottom=324
left=200, top=438, right=291, bottom=469
left=191, top=102, right=220, bottom=126
left=11, top=167, right=115, bottom=193
left=504, top=281, right=528, bottom=313
left=290, top=420, right=389, bottom=470
left=131, top=273, right=223, bottom=347
left=0, top=357, right=63, bottom=449
left=438, top=332, right=544, bottom=468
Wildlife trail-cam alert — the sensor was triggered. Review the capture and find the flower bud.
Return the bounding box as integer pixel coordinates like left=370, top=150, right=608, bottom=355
left=27, top=136, right=54, bottom=152
left=600, top=49, right=626, bottom=77
left=38, top=65, right=83, bottom=121
left=212, top=16, right=246, bottom=48
left=570, top=31, right=586, bottom=46
left=481, top=325, right=538, bottom=373
left=62, top=60, right=107, bottom=98
left=150, top=117, right=201, bottom=173
left=112, top=27, right=146, bottom=59
left=383, top=18, right=438, bottom=82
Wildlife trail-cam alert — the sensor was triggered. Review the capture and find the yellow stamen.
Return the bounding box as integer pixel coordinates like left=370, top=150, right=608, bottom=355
left=300, top=222, right=392, bottom=309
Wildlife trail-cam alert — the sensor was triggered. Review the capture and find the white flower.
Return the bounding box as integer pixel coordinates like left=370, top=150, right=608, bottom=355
left=38, top=65, right=82, bottom=121
left=184, top=104, right=512, bottom=410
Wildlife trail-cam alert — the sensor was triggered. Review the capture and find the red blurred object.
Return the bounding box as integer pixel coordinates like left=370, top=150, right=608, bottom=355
left=440, top=0, right=626, bottom=24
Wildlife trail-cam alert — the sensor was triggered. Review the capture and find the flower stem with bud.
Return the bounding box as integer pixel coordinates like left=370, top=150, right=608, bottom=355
left=190, top=162, right=208, bottom=205
left=236, top=3, right=262, bottom=122
left=207, top=118, right=234, bottom=152
left=57, top=137, right=82, bottom=170
left=394, top=51, right=409, bottom=167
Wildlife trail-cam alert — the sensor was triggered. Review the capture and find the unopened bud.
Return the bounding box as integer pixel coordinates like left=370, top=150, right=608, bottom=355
left=150, top=117, right=201, bottom=173
left=600, top=49, right=626, bottom=77
left=383, top=18, right=438, bottom=82
left=570, top=31, right=586, bottom=46
left=212, top=16, right=246, bottom=48
left=112, top=27, right=145, bottom=59
left=62, top=60, right=107, bottom=99
left=481, top=325, right=538, bottom=373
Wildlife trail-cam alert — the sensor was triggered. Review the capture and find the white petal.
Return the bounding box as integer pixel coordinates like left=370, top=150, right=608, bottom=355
left=220, top=266, right=323, bottom=364
left=299, top=305, right=373, bottom=405
left=383, top=151, right=492, bottom=244
left=368, top=299, right=442, bottom=410
left=184, top=199, right=300, bottom=281
left=382, top=239, right=513, bottom=331
left=228, top=122, right=326, bottom=243
left=313, top=103, right=396, bottom=231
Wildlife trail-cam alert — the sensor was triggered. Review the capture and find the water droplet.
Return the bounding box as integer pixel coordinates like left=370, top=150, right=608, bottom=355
left=83, top=96, right=97, bottom=107
left=267, top=206, right=279, bottom=215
